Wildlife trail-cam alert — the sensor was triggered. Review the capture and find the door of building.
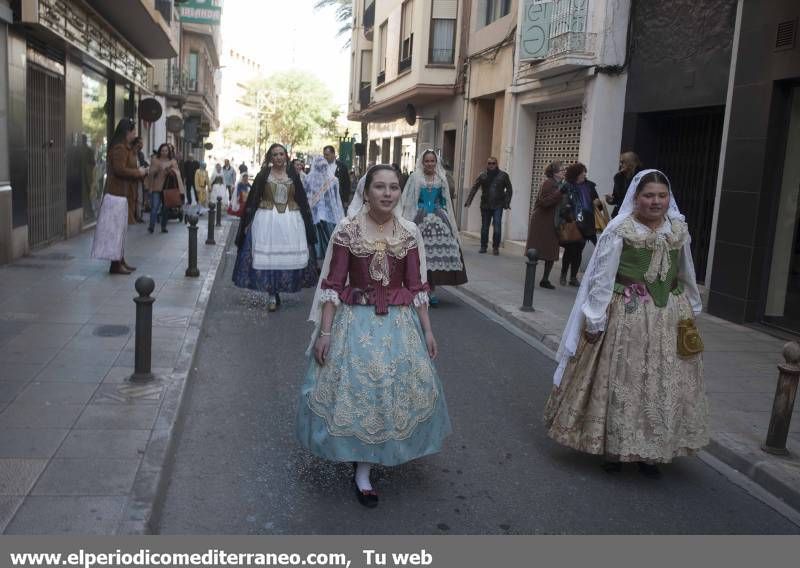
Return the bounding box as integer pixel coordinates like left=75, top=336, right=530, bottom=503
left=637, top=107, right=723, bottom=283
left=764, top=86, right=800, bottom=332
left=26, top=64, right=66, bottom=248
left=529, top=106, right=583, bottom=219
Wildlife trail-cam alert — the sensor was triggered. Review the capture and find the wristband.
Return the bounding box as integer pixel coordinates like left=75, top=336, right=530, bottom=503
left=319, top=330, right=332, bottom=336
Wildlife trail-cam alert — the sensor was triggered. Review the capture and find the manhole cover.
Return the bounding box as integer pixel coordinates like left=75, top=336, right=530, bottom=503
left=93, top=325, right=130, bottom=337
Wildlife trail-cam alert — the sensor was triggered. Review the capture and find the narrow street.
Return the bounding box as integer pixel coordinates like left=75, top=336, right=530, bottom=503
left=156, top=230, right=800, bottom=535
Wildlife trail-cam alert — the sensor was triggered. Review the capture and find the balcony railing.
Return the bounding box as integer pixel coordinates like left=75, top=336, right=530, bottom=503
left=377, top=70, right=385, bottom=85
left=359, top=82, right=371, bottom=108
left=153, top=59, right=188, bottom=98
left=398, top=56, right=412, bottom=73
left=520, top=0, right=595, bottom=61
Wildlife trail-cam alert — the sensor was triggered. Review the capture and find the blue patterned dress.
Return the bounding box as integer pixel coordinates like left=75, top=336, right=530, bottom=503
left=297, top=218, right=451, bottom=466
left=413, top=182, right=467, bottom=286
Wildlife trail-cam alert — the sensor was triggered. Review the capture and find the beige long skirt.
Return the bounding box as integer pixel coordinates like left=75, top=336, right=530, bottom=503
left=544, top=292, right=710, bottom=463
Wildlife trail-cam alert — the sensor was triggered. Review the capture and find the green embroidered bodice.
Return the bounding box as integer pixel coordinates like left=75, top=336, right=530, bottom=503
left=614, top=246, right=683, bottom=307
left=612, top=217, right=689, bottom=308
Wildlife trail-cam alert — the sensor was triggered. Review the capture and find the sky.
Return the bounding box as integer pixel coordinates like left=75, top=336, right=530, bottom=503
left=218, top=0, right=352, bottom=110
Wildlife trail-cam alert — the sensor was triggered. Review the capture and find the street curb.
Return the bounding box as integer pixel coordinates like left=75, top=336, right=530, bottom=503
left=451, top=283, right=800, bottom=516
left=116, top=219, right=234, bottom=535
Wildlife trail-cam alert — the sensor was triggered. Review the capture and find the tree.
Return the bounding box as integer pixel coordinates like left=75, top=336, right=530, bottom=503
left=315, top=0, right=352, bottom=48
left=235, top=71, right=341, bottom=155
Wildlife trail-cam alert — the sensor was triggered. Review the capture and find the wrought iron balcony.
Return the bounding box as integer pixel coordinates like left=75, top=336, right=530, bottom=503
left=520, top=0, right=596, bottom=62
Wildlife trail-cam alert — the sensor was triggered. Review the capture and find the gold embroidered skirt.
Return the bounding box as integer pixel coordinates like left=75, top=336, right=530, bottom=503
left=544, top=292, right=710, bottom=463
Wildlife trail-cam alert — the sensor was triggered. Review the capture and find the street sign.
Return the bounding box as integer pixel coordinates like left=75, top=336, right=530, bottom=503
left=520, top=0, right=554, bottom=61
left=179, top=0, right=222, bottom=25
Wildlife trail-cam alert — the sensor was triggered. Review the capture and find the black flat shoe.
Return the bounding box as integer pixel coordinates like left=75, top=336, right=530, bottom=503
left=602, top=461, right=622, bottom=473
left=638, top=462, right=662, bottom=479
left=559, top=274, right=567, bottom=286
left=147, top=227, right=154, bottom=234
left=351, top=464, right=378, bottom=508
left=568, top=278, right=580, bottom=287
left=539, top=280, right=555, bottom=289
left=161, top=228, right=168, bottom=233
left=353, top=480, right=379, bottom=508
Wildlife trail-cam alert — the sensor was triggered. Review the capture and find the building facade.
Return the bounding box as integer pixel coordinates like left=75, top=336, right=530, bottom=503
left=0, top=0, right=222, bottom=265
left=706, top=0, right=800, bottom=334
left=349, top=0, right=468, bottom=180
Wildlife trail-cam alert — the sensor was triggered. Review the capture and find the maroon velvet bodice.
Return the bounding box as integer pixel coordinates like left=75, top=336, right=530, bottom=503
left=321, top=243, right=429, bottom=315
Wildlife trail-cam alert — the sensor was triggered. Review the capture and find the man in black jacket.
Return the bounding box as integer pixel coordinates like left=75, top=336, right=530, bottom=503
left=323, top=145, right=352, bottom=208
left=605, top=151, right=643, bottom=217
left=183, top=154, right=200, bottom=205
left=465, top=157, right=513, bottom=255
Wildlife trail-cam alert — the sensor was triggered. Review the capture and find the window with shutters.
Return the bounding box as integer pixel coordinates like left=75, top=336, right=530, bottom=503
left=399, top=0, right=414, bottom=73
left=483, top=0, right=511, bottom=27
left=378, top=22, right=387, bottom=84
left=430, top=0, right=457, bottom=64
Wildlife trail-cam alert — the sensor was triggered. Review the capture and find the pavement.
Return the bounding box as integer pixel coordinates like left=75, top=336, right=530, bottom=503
left=157, top=226, right=799, bottom=534
left=0, top=213, right=232, bottom=534
left=453, top=233, right=800, bottom=512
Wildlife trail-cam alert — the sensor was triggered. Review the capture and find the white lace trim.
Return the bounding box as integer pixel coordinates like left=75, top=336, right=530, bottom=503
left=413, top=291, right=430, bottom=307
left=319, top=288, right=341, bottom=306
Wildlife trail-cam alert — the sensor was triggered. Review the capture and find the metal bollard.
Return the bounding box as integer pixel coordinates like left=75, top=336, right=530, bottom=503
left=216, top=196, right=222, bottom=227
left=762, top=341, right=800, bottom=455
left=520, top=248, right=538, bottom=312
left=205, top=203, right=216, bottom=245
left=185, top=214, right=200, bottom=278
left=130, top=276, right=155, bottom=383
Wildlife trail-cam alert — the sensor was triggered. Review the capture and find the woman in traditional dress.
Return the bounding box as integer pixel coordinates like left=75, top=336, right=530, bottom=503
left=399, top=150, right=467, bottom=305
left=232, top=143, right=318, bottom=312
left=210, top=164, right=228, bottom=209
left=304, top=155, right=345, bottom=261
left=526, top=161, right=565, bottom=289
left=297, top=165, right=451, bottom=508
left=194, top=161, right=209, bottom=211
left=228, top=173, right=250, bottom=217
left=543, top=169, right=709, bottom=479
left=91, top=118, right=146, bottom=275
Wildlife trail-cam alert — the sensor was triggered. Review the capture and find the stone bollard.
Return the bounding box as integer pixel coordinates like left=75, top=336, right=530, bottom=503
left=206, top=203, right=216, bottom=245
left=130, top=276, right=155, bottom=383
left=762, top=341, right=800, bottom=455
left=185, top=214, right=200, bottom=278
left=216, top=196, right=222, bottom=227
left=520, top=248, right=538, bottom=312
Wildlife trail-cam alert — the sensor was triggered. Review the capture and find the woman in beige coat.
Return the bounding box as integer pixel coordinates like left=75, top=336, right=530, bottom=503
left=147, top=143, right=185, bottom=233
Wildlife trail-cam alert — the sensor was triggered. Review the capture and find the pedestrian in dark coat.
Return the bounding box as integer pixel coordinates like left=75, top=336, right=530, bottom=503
left=526, top=161, right=565, bottom=289
left=606, top=151, right=643, bottom=217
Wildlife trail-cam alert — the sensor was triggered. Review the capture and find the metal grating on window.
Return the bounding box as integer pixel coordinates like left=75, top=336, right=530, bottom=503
left=775, top=19, right=797, bottom=51
left=528, top=106, right=582, bottom=219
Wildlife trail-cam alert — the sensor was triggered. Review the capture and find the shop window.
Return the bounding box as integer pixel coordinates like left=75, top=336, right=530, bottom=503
left=80, top=69, right=109, bottom=224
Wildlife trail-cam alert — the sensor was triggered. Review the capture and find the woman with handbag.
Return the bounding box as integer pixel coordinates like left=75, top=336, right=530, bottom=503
left=91, top=118, right=147, bottom=274
left=543, top=169, right=708, bottom=479
left=558, top=163, right=599, bottom=286
left=147, top=143, right=185, bottom=233
left=526, top=161, right=565, bottom=289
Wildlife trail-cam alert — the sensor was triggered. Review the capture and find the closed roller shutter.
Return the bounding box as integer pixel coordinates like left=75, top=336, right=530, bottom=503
left=529, top=106, right=582, bottom=218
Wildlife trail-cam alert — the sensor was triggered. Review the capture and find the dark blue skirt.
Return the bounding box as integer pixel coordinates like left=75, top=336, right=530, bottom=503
left=232, top=230, right=318, bottom=294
